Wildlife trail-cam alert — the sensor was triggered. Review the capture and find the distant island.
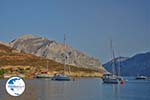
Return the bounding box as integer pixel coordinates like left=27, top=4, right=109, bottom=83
left=103, top=52, right=150, bottom=76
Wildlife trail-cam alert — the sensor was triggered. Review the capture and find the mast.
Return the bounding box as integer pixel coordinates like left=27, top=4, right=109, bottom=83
left=117, top=51, right=121, bottom=76
left=63, top=34, right=71, bottom=75
left=47, top=60, right=49, bottom=73
left=64, top=34, right=66, bottom=75
left=110, top=40, right=116, bottom=76
left=118, top=58, right=121, bottom=76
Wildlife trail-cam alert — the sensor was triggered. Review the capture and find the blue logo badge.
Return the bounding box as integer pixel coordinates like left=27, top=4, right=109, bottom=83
left=5, top=77, right=25, bottom=96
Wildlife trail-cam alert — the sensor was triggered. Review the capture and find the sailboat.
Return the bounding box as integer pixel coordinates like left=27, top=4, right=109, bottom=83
left=36, top=60, right=52, bottom=78
left=136, top=75, right=147, bottom=80
left=51, top=34, right=71, bottom=81
left=102, top=40, right=124, bottom=84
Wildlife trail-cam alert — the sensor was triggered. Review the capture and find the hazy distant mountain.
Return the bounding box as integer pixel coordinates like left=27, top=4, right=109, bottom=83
left=9, top=34, right=106, bottom=71
left=103, top=52, right=150, bottom=76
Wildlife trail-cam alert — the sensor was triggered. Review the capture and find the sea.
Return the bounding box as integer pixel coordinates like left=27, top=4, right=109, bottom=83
left=0, top=77, right=150, bottom=100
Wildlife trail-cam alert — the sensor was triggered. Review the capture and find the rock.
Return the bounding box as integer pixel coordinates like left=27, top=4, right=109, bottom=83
left=9, top=34, right=106, bottom=71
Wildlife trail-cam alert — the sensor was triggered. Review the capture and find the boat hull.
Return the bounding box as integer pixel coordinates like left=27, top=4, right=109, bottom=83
left=52, top=75, right=70, bottom=81
left=102, top=78, right=119, bottom=84
left=102, top=74, right=123, bottom=84
left=36, top=74, right=52, bottom=78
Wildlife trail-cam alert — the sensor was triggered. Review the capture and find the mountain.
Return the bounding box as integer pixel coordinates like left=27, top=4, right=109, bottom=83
left=0, top=43, right=106, bottom=78
left=103, top=52, right=150, bottom=76
left=9, top=34, right=105, bottom=70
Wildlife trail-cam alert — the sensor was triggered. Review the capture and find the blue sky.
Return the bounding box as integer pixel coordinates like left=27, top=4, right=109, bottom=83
left=0, top=0, right=149, bottom=63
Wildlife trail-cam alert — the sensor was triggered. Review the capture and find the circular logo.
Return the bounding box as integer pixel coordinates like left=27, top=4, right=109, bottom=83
left=5, top=77, right=25, bottom=96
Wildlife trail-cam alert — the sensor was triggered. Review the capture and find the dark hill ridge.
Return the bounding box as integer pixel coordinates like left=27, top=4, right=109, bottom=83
left=103, top=52, right=150, bottom=76
left=9, top=34, right=105, bottom=70
left=0, top=43, right=106, bottom=78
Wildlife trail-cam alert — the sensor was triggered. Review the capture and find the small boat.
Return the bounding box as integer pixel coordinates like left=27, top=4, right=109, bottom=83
left=36, top=75, right=52, bottom=78
left=136, top=75, right=147, bottom=80
left=36, top=60, right=52, bottom=78
left=36, top=71, right=52, bottom=78
left=102, top=40, right=125, bottom=84
left=102, top=73, right=120, bottom=84
left=51, top=73, right=70, bottom=81
left=36, top=73, right=52, bottom=78
left=51, top=34, right=71, bottom=81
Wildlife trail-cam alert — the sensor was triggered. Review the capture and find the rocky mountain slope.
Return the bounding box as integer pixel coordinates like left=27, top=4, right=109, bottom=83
left=0, top=43, right=106, bottom=78
left=9, top=35, right=104, bottom=70
left=103, top=52, right=150, bottom=76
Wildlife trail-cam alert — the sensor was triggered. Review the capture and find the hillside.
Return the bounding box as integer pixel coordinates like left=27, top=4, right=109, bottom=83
left=103, top=52, right=150, bottom=76
left=0, top=43, right=106, bottom=78
left=9, top=34, right=103, bottom=70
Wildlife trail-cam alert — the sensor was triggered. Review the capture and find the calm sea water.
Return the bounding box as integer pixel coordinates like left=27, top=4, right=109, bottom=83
left=0, top=77, right=150, bottom=100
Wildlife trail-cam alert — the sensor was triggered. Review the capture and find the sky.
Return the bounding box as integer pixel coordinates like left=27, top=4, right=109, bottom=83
left=0, top=0, right=150, bottom=63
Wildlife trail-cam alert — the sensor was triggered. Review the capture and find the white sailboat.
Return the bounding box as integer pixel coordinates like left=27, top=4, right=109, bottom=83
left=36, top=60, right=52, bottom=78
left=102, top=40, right=124, bottom=84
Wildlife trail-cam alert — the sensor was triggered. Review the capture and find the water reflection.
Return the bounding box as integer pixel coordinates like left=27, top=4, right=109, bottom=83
left=100, top=82, right=125, bottom=100
left=0, top=78, right=150, bottom=100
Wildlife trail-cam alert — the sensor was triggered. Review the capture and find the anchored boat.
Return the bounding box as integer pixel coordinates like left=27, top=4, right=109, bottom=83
left=51, top=34, right=71, bottom=81
left=102, top=40, right=124, bottom=84
left=36, top=60, right=51, bottom=78
left=102, top=73, right=120, bottom=84
left=51, top=73, right=70, bottom=81
left=136, top=75, right=148, bottom=80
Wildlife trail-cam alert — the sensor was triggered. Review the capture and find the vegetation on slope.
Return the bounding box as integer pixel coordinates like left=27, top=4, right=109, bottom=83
left=0, top=44, right=105, bottom=78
